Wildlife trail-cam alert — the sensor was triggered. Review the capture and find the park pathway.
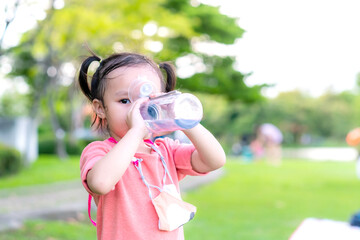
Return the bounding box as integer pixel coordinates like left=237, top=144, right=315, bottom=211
left=0, top=168, right=224, bottom=232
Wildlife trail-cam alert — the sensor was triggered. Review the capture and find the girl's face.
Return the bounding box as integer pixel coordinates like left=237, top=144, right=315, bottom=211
left=94, top=65, right=162, bottom=139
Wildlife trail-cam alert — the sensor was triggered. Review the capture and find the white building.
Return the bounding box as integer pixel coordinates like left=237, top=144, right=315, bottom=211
left=0, top=117, right=38, bottom=164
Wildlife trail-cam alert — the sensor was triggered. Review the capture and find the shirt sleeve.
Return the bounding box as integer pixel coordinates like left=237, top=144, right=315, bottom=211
left=80, top=141, right=110, bottom=194
left=157, top=137, right=208, bottom=181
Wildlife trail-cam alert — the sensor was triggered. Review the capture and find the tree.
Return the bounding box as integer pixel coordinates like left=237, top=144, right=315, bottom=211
left=6, top=0, right=264, bottom=160
left=0, top=0, right=20, bottom=55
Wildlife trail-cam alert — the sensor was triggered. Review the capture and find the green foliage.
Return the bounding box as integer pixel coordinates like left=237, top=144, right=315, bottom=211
left=6, top=46, right=38, bottom=83
left=0, top=143, right=22, bottom=177
left=0, top=91, right=30, bottom=117
left=270, top=90, right=358, bottom=144
left=0, top=0, right=268, bottom=161
left=7, top=0, right=261, bottom=102
left=179, top=56, right=265, bottom=102
left=157, top=1, right=261, bottom=99
left=2, top=0, right=263, bottom=159
left=162, top=1, right=244, bottom=43
left=197, top=89, right=360, bottom=151
left=187, top=4, right=244, bottom=44
left=38, top=136, right=91, bottom=155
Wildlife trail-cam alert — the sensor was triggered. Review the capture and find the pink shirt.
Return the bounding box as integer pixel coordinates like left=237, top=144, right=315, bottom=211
left=80, top=137, right=205, bottom=240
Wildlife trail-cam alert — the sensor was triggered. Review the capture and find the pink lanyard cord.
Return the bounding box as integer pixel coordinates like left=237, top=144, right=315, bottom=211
left=109, top=136, right=154, bottom=145
left=88, top=194, right=97, bottom=226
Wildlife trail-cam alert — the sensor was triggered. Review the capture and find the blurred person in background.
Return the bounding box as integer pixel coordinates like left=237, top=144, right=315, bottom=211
left=255, top=123, right=283, bottom=165
left=346, top=128, right=360, bottom=179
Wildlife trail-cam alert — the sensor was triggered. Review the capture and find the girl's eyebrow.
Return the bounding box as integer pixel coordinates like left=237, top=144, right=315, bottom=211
left=114, top=90, right=128, bottom=96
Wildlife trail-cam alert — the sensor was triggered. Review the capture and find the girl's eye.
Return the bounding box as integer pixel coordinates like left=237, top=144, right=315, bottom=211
left=120, top=99, right=131, bottom=104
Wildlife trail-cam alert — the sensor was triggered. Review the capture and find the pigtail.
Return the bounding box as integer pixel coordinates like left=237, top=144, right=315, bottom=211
left=78, top=55, right=101, bottom=101
left=159, top=62, right=177, bottom=92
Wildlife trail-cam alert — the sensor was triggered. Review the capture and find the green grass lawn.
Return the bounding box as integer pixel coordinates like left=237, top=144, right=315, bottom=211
left=2, top=156, right=360, bottom=239
left=0, top=155, right=80, bottom=189
left=184, top=158, right=360, bottom=239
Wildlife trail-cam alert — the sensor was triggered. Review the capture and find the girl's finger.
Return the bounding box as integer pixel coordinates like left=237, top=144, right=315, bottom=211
left=128, top=97, right=147, bottom=114
left=149, top=92, right=165, bottom=99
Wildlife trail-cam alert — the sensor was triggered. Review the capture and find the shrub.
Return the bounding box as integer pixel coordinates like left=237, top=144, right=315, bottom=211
left=39, top=136, right=94, bottom=155
left=38, top=137, right=56, bottom=155
left=0, top=143, right=22, bottom=177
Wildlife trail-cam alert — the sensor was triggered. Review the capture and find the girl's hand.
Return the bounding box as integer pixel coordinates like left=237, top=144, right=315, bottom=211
left=126, top=98, right=150, bottom=139
left=149, top=92, right=177, bottom=138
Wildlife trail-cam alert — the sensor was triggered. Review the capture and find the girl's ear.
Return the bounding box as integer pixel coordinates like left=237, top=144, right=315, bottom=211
left=93, top=99, right=106, bottom=119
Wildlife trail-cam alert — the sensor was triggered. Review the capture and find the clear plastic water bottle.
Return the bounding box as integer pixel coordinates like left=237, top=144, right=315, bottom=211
left=128, top=77, right=203, bottom=133
left=139, top=91, right=203, bottom=133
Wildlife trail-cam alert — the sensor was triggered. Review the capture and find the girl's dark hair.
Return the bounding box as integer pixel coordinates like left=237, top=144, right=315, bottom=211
left=78, top=52, right=177, bottom=130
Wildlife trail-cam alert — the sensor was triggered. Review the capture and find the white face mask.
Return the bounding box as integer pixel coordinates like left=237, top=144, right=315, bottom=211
left=152, top=190, right=196, bottom=231
left=132, top=142, right=197, bottom=232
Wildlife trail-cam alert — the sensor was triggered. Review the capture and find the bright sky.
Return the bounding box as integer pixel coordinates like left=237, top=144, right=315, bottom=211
left=2, top=0, right=360, bottom=98
left=216, top=0, right=360, bottom=97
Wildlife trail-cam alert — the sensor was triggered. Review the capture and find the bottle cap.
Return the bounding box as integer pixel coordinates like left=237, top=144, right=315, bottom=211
left=128, top=76, right=156, bottom=102
left=139, top=83, right=154, bottom=98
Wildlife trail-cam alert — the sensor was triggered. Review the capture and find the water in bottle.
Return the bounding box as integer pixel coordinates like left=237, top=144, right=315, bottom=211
left=139, top=91, right=203, bottom=133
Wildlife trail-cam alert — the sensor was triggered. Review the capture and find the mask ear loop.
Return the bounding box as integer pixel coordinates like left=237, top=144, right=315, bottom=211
left=133, top=158, right=162, bottom=199
left=146, top=140, right=175, bottom=187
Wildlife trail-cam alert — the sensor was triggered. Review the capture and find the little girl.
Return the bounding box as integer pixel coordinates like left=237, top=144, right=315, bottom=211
left=78, top=52, right=226, bottom=240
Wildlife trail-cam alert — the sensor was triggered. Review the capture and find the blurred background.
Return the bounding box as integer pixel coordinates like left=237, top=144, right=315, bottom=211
left=1, top=0, right=360, bottom=239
